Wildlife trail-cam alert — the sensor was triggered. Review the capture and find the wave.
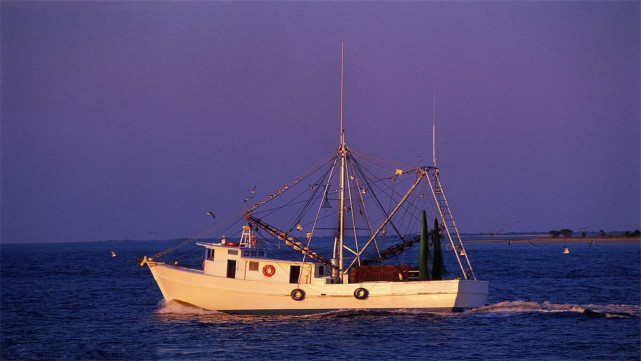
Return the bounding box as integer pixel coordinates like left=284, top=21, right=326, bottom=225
left=154, top=299, right=639, bottom=320
left=156, top=300, right=221, bottom=315
left=472, top=300, right=640, bottom=318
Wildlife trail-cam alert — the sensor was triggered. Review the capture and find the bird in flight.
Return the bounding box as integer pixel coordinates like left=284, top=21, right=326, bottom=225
left=243, top=196, right=253, bottom=203
left=247, top=185, right=256, bottom=194
left=206, top=211, right=216, bottom=219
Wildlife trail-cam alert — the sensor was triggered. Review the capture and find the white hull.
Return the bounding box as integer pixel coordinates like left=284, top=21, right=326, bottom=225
left=148, top=262, right=489, bottom=314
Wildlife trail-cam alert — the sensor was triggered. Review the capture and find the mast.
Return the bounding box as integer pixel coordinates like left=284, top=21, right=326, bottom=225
left=335, top=41, right=346, bottom=281
left=432, top=91, right=437, bottom=167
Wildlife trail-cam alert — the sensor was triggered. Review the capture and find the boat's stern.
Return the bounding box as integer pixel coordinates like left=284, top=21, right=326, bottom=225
left=453, top=279, right=489, bottom=309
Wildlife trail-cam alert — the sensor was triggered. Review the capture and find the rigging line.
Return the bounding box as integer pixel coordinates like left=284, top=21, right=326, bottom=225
left=150, top=209, right=247, bottom=260
left=395, top=188, right=425, bottom=266
left=350, top=156, right=401, bottom=237
left=347, top=156, right=380, bottom=260
left=349, top=154, right=406, bottom=260
left=406, top=183, right=432, bottom=228
left=351, top=156, right=407, bottom=239
left=350, top=150, right=420, bottom=178
left=356, top=158, right=417, bottom=195
left=244, top=153, right=335, bottom=214
left=350, top=148, right=415, bottom=169
left=252, top=158, right=336, bottom=220
left=307, top=209, right=339, bottom=226
left=301, top=155, right=340, bottom=265
left=286, top=156, right=338, bottom=232
left=350, top=150, right=402, bottom=172
left=353, top=155, right=406, bottom=175
left=360, top=170, right=417, bottom=210
left=246, top=215, right=337, bottom=270
left=387, top=178, right=430, bottom=233
left=386, top=171, right=397, bottom=233
left=347, top=171, right=426, bottom=270
left=344, top=159, right=362, bottom=265
left=254, top=197, right=320, bottom=217
left=353, top=156, right=419, bottom=229
left=405, top=181, right=429, bottom=232
left=346, top=155, right=418, bottom=184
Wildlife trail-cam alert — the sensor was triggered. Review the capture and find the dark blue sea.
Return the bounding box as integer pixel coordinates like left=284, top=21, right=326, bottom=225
left=2, top=239, right=640, bottom=360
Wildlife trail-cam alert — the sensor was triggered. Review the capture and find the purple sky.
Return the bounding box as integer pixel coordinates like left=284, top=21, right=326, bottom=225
left=2, top=1, right=639, bottom=243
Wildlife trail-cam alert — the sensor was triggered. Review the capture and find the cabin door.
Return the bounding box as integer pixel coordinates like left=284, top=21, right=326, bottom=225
left=226, top=260, right=236, bottom=279
left=289, top=265, right=301, bottom=283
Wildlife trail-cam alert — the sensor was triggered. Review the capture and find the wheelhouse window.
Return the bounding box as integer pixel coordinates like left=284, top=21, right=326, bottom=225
left=248, top=261, right=259, bottom=271
left=243, top=250, right=264, bottom=258
left=228, top=250, right=238, bottom=255
left=207, top=249, right=215, bottom=260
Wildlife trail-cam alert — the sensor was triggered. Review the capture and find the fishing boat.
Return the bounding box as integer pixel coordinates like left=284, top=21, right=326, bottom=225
left=139, top=44, right=488, bottom=314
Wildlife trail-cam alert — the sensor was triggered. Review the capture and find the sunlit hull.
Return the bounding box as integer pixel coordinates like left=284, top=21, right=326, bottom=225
left=148, top=262, right=488, bottom=314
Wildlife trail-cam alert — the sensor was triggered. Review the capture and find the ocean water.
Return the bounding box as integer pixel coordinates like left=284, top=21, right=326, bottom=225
left=1, top=239, right=639, bottom=360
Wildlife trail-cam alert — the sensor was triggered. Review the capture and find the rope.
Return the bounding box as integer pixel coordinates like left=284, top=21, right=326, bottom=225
left=149, top=210, right=245, bottom=260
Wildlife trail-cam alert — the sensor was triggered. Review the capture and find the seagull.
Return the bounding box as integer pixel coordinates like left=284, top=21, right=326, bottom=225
left=147, top=230, right=158, bottom=235
left=243, top=196, right=253, bottom=203
left=110, top=250, right=117, bottom=257
left=528, top=240, right=535, bottom=247
left=247, top=185, right=256, bottom=194
left=206, top=211, right=216, bottom=219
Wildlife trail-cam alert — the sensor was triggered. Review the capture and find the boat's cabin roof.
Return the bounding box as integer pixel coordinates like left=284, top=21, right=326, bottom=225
left=196, top=242, right=268, bottom=259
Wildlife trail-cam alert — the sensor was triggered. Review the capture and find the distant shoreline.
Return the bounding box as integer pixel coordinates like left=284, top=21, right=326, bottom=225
left=465, top=237, right=641, bottom=244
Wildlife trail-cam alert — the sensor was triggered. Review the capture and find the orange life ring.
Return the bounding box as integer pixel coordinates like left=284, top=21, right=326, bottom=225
left=262, top=264, right=275, bottom=277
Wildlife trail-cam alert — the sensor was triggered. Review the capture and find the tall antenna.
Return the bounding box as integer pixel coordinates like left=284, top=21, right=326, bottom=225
left=432, top=91, right=437, bottom=167
left=340, top=41, right=345, bottom=146
left=336, top=41, right=346, bottom=281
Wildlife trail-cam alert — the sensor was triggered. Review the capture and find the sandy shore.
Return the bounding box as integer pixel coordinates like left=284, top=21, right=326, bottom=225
left=466, top=237, right=641, bottom=244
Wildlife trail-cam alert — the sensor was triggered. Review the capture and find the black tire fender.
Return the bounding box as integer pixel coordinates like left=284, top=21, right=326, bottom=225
left=354, top=287, right=369, bottom=300
left=291, top=288, right=306, bottom=301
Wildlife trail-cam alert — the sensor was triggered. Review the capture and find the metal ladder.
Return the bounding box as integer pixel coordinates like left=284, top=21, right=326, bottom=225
left=426, top=168, right=476, bottom=280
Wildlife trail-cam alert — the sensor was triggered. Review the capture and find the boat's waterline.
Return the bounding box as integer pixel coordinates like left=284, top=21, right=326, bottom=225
left=149, top=263, right=489, bottom=314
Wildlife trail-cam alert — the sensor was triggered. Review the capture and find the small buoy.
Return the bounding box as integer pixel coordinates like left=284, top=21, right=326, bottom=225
left=110, top=250, right=117, bottom=257
left=563, top=246, right=570, bottom=254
